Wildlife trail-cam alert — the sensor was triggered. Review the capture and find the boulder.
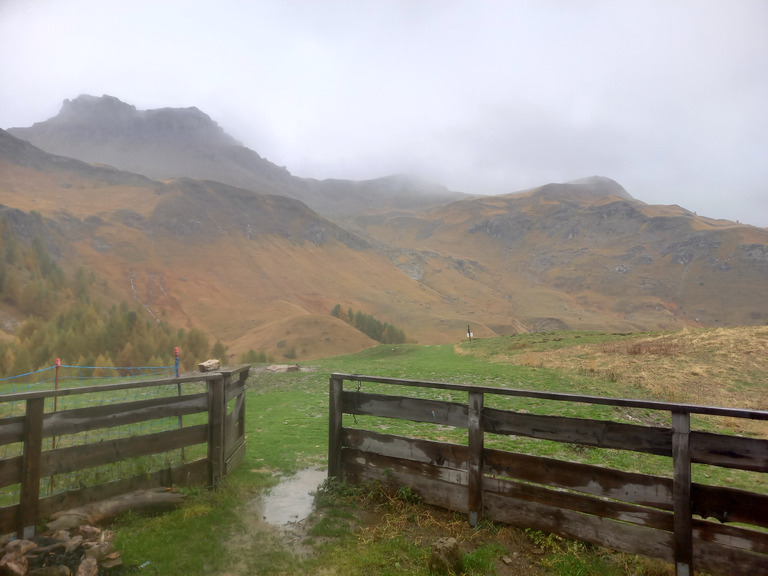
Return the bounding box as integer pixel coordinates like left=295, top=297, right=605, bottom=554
left=198, top=359, right=220, bottom=372
left=427, top=537, right=463, bottom=575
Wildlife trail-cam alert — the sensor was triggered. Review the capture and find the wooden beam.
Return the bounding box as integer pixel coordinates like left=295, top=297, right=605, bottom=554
left=0, top=455, right=23, bottom=490
left=44, top=393, right=208, bottom=437
left=342, top=450, right=468, bottom=513
left=690, top=431, right=768, bottom=472
left=342, top=391, right=469, bottom=428
left=39, top=425, right=208, bottom=476
left=330, top=373, right=768, bottom=421
left=208, top=374, right=225, bottom=487
left=467, top=390, right=484, bottom=526
left=483, top=406, right=672, bottom=456
left=692, top=482, right=768, bottom=528
left=484, top=448, right=674, bottom=509
left=18, top=397, right=44, bottom=538
left=0, top=415, right=25, bottom=446
left=37, top=459, right=208, bottom=519
left=483, top=476, right=673, bottom=531
left=484, top=491, right=674, bottom=562
left=328, top=376, right=343, bottom=479
left=672, top=411, right=692, bottom=576
left=342, top=428, right=469, bottom=470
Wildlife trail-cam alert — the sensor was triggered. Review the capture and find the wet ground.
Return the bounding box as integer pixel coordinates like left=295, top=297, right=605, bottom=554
left=226, top=468, right=556, bottom=576
left=257, top=468, right=327, bottom=526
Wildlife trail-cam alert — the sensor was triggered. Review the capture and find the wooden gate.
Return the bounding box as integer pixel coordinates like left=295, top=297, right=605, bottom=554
left=328, top=373, right=768, bottom=576
left=0, top=365, right=249, bottom=537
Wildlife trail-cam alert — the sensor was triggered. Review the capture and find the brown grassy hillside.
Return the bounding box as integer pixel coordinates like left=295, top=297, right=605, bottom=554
left=2, top=128, right=767, bottom=361
left=460, top=326, right=768, bottom=436
left=357, top=177, right=768, bottom=333
left=0, top=130, right=502, bottom=358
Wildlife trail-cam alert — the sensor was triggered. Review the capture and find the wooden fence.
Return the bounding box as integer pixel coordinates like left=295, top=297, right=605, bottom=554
left=0, top=364, right=249, bottom=538
left=328, top=373, right=768, bottom=576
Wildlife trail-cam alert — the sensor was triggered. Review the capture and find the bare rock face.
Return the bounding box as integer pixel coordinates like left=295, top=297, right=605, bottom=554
left=427, top=537, right=463, bottom=575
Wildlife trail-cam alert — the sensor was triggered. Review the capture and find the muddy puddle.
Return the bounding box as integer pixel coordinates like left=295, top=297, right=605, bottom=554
left=254, top=468, right=327, bottom=526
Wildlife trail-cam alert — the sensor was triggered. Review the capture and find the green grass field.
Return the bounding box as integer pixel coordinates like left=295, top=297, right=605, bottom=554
left=106, top=329, right=767, bottom=575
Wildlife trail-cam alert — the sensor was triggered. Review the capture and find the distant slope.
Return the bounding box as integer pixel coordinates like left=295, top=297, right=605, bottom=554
left=355, top=176, right=768, bottom=331
left=8, top=95, right=467, bottom=219
left=0, top=129, right=489, bottom=358
left=4, top=94, right=768, bottom=357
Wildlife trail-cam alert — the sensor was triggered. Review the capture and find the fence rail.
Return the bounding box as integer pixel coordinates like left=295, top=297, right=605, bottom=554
left=0, top=364, right=249, bottom=537
left=328, top=373, right=768, bottom=576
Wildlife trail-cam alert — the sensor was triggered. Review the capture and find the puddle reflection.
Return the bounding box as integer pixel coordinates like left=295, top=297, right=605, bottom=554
left=259, top=468, right=327, bottom=526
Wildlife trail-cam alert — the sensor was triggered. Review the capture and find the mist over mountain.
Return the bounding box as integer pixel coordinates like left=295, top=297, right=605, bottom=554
left=9, top=95, right=466, bottom=219
left=2, top=96, right=768, bottom=361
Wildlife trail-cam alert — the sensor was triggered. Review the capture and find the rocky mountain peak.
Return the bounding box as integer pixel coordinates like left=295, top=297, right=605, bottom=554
left=11, top=94, right=241, bottom=149
left=533, top=176, right=635, bottom=203
left=58, top=94, right=138, bottom=121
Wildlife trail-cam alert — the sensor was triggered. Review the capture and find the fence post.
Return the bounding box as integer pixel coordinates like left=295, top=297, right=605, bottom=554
left=236, top=368, right=247, bottom=446
left=18, top=397, right=44, bottom=538
left=468, top=390, right=484, bottom=526
left=208, top=374, right=225, bottom=487
left=328, top=376, right=344, bottom=480
left=672, top=411, right=693, bottom=576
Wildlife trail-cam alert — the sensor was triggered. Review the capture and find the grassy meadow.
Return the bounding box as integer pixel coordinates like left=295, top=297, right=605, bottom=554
left=110, top=327, right=768, bottom=575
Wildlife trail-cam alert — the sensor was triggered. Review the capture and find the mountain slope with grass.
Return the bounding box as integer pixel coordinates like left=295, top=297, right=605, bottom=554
left=355, top=176, right=768, bottom=332
left=3, top=95, right=768, bottom=362
left=111, top=326, right=767, bottom=576
left=0, top=128, right=491, bottom=361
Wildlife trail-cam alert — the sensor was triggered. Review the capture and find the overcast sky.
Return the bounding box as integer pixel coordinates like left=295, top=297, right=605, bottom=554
left=1, top=0, right=767, bottom=226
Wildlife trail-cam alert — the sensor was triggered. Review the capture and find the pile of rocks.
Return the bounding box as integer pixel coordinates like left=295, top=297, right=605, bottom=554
left=1, top=525, right=121, bottom=576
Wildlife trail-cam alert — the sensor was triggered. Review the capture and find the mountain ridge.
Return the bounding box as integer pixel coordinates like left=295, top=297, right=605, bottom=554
left=8, top=95, right=467, bottom=218
left=2, top=96, right=767, bottom=361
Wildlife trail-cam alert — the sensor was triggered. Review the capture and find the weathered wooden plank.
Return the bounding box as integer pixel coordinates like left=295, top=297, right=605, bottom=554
left=19, top=397, right=44, bottom=538
left=672, top=411, right=693, bottom=576
left=484, top=448, right=674, bottom=509
left=225, top=437, right=246, bottom=475
left=690, top=431, right=768, bottom=472
left=0, top=454, right=22, bottom=489
left=225, top=433, right=245, bottom=461
left=692, top=483, right=768, bottom=528
left=483, top=476, right=674, bottom=531
left=328, top=377, right=344, bottom=479
left=483, top=406, right=673, bottom=456
left=330, top=373, right=768, bottom=421
left=468, top=391, right=484, bottom=526
left=219, top=365, right=251, bottom=381
left=341, top=391, right=469, bottom=428
left=39, top=424, right=208, bottom=476
left=342, top=449, right=468, bottom=513
left=235, top=389, right=246, bottom=461
left=0, top=416, right=24, bottom=446
left=693, top=537, right=768, bottom=576
left=484, top=490, right=674, bottom=562
left=343, top=448, right=468, bottom=486
left=225, top=382, right=245, bottom=403
left=0, top=504, right=17, bottom=535
left=35, top=459, right=209, bottom=522
left=342, top=429, right=469, bottom=469
left=0, top=373, right=219, bottom=405
left=224, top=392, right=245, bottom=451
left=208, top=375, right=225, bottom=487
left=694, top=518, right=768, bottom=555
left=43, top=392, right=209, bottom=437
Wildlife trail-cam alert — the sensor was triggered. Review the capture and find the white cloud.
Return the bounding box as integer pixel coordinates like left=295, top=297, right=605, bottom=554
left=1, top=0, right=766, bottom=225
